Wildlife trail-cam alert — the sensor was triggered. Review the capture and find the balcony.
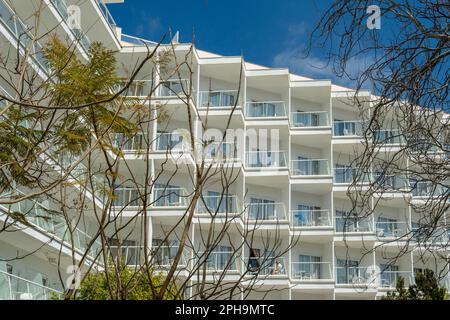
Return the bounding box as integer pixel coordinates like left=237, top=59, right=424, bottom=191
left=247, top=202, right=287, bottom=221
left=290, top=111, right=329, bottom=128
left=95, top=0, right=118, bottom=32
left=112, top=188, right=143, bottom=207
left=246, top=256, right=287, bottom=276
left=379, top=271, right=414, bottom=288
left=335, top=213, right=373, bottom=233
left=246, top=101, right=286, bottom=118
left=3, top=190, right=101, bottom=258
left=155, top=132, right=189, bottom=152
left=153, top=186, right=188, bottom=207
left=291, top=262, right=332, bottom=280
left=0, top=270, right=62, bottom=300
left=411, top=181, right=449, bottom=198
left=373, top=129, right=405, bottom=145
left=109, top=246, right=145, bottom=267
left=159, top=79, right=190, bottom=97
left=291, top=159, right=330, bottom=176
left=204, top=141, right=239, bottom=162
left=151, top=244, right=188, bottom=268
left=333, top=121, right=363, bottom=137
left=50, top=0, right=91, bottom=52
left=375, top=221, right=409, bottom=238
left=198, top=251, right=239, bottom=272
left=291, top=209, right=332, bottom=228
left=336, top=266, right=373, bottom=285
left=0, top=0, right=47, bottom=72
left=113, top=80, right=152, bottom=97
left=198, top=90, right=238, bottom=108
left=374, top=174, right=409, bottom=192
left=334, top=167, right=370, bottom=184
left=245, top=151, right=287, bottom=169
left=196, top=195, right=240, bottom=215
left=111, top=133, right=147, bottom=152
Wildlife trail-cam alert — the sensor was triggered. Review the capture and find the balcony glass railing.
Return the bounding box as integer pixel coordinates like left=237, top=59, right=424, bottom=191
left=198, top=90, right=238, bottom=108
left=291, top=210, right=332, bottom=228
left=333, top=121, right=363, bottom=137
left=95, top=0, right=117, bottom=30
left=159, top=79, right=190, bottom=97
left=199, top=251, right=238, bottom=272
left=290, top=111, right=329, bottom=128
left=246, top=101, right=286, bottom=118
left=0, top=270, right=62, bottom=300
left=246, top=256, right=287, bottom=276
left=291, top=159, right=330, bottom=176
left=155, top=133, right=188, bottom=152
left=245, top=151, right=287, bottom=168
left=109, top=246, right=145, bottom=266
left=411, top=181, right=449, bottom=198
left=335, top=215, right=373, bottom=233
left=204, top=142, right=239, bottom=162
left=1, top=190, right=101, bottom=258
left=112, top=133, right=146, bottom=151
left=379, top=271, right=414, bottom=288
left=247, top=202, right=286, bottom=221
left=336, top=266, right=372, bottom=284
left=373, top=129, right=405, bottom=145
left=411, top=226, right=450, bottom=244
left=291, top=262, right=332, bottom=280
left=113, top=80, right=152, bottom=97
left=334, top=167, right=371, bottom=184
left=153, top=187, right=188, bottom=207
left=151, top=244, right=188, bottom=267
left=50, top=0, right=91, bottom=52
left=0, top=0, right=47, bottom=71
left=197, top=195, right=239, bottom=215
left=112, top=188, right=143, bottom=207
left=375, top=221, right=409, bottom=238
left=373, top=174, right=409, bottom=191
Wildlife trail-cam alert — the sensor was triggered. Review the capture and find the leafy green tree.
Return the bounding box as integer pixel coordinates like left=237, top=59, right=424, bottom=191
left=384, top=269, right=448, bottom=300
left=77, top=262, right=179, bottom=300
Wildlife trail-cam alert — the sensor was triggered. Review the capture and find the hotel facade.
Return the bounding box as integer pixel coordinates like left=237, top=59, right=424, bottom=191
left=0, top=0, right=449, bottom=300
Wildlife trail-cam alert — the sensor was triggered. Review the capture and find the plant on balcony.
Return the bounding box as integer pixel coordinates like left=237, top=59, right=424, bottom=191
left=383, top=270, right=448, bottom=300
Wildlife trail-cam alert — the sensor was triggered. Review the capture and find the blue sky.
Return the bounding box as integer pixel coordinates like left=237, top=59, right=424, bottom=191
left=108, top=0, right=361, bottom=87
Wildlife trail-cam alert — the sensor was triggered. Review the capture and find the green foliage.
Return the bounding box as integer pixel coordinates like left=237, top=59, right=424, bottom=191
left=383, top=269, right=448, bottom=300
left=77, top=262, right=178, bottom=300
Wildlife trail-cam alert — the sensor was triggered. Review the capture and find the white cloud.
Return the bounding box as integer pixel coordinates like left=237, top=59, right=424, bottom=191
left=272, top=23, right=375, bottom=88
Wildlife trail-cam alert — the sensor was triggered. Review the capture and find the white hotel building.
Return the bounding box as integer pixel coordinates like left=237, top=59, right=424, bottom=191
left=0, top=0, right=449, bottom=300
